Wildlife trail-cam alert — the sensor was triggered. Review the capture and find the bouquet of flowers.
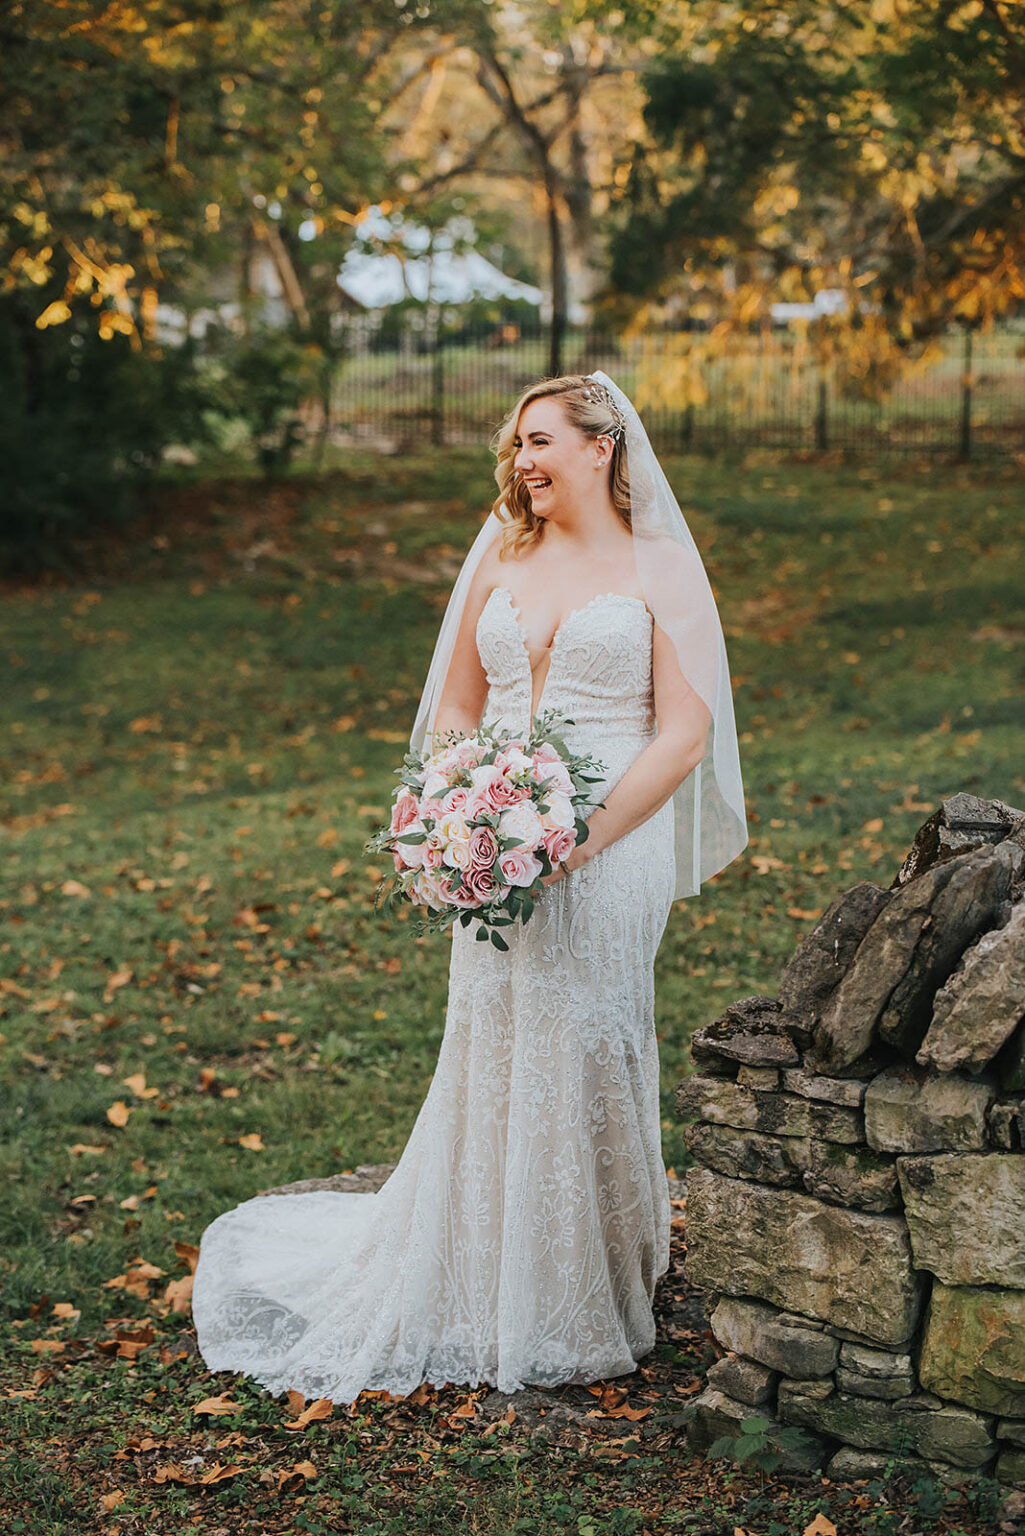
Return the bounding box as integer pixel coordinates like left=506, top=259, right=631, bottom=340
left=363, top=709, right=607, bottom=949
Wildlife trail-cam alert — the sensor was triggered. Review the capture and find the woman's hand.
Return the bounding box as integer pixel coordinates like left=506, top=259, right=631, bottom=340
left=539, top=847, right=588, bottom=888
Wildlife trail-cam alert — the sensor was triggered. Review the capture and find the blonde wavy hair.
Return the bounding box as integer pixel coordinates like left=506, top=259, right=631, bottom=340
left=489, top=374, right=631, bottom=560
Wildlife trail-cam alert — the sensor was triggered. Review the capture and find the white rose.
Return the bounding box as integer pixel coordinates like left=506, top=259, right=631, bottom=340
left=437, top=811, right=472, bottom=869
left=421, top=768, right=451, bottom=800
left=540, top=791, right=575, bottom=831
left=498, top=799, right=544, bottom=850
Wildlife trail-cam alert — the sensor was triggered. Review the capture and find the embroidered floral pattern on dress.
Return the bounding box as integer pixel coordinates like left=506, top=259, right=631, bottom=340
left=191, top=588, right=676, bottom=1403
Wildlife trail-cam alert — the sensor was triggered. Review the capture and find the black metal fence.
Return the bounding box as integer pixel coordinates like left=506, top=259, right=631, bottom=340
left=329, top=316, right=1025, bottom=460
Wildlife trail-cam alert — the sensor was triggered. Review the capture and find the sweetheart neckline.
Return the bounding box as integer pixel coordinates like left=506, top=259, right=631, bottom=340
left=483, top=585, right=652, bottom=724
left=488, top=585, right=650, bottom=658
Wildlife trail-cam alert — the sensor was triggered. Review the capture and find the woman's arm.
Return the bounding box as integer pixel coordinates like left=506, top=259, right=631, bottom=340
left=427, top=546, right=499, bottom=751
left=565, top=620, right=711, bottom=872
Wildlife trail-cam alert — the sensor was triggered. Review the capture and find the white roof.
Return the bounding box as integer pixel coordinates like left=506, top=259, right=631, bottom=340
left=337, top=208, right=543, bottom=310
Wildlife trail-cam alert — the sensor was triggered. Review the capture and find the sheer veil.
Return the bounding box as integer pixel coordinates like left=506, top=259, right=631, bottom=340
left=408, top=369, right=749, bottom=901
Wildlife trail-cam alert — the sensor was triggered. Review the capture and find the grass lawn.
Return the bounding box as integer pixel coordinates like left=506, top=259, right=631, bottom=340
left=1, top=447, right=1023, bottom=1534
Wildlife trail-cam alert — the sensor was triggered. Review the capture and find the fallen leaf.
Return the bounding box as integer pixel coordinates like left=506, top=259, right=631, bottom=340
left=238, top=1133, right=264, bottom=1151
left=200, top=1463, right=245, bottom=1484
left=107, top=1101, right=131, bottom=1128
left=803, top=1517, right=838, bottom=1536
left=193, top=1393, right=244, bottom=1416
left=284, top=1397, right=334, bottom=1430
left=277, top=1459, right=317, bottom=1492
left=61, top=880, right=91, bottom=898
left=164, top=1274, right=193, bottom=1312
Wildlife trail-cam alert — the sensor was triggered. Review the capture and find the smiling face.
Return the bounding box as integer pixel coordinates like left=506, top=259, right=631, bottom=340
left=512, top=396, right=613, bottom=519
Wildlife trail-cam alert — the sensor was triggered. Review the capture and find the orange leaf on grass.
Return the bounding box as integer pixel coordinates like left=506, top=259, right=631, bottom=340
left=284, top=1396, right=334, bottom=1430
left=193, top=1393, right=244, bottom=1416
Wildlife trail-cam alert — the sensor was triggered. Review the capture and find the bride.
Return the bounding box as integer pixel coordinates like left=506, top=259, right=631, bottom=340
left=191, top=371, right=748, bottom=1403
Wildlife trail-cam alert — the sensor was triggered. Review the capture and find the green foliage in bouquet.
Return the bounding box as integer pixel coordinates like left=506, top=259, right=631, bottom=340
left=363, top=709, right=607, bottom=947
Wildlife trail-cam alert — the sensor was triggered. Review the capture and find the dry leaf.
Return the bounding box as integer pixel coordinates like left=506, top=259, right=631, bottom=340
left=803, top=1517, right=838, bottom=1536
left=61, top=880, right=91, bottom=898
left=192, top=1393, right=244, bottom=1416
left=106, top=1101, right=131, bottom=1128
left=276, top=1459, right=317, bottom=1492
left=164, top=1274, right=193, bottom=1312
left=284, top=1397, right=334, bottom=1430
left=238, top=1133, right=264, bottom=1151
left=174, top=1239, right=201, bottom=1272
left=200, top=1463, right=244, bottom=1485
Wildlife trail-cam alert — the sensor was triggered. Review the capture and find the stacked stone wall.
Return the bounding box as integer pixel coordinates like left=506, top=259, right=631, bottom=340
left=678, top=794, right=1025, bottom=1484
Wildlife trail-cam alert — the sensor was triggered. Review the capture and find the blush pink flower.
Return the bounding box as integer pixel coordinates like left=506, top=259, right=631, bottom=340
left=468, top=825, right=499, bottom=871
left=390, top=787, right=421, bottom=837
left=463, top=863, right=500, bottom=903
left=542, top=826, right=577, bottom=867
left=498, top=847, right=543, bottom=887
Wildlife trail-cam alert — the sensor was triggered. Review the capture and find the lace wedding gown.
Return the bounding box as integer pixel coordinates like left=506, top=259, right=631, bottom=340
left=191, top=584, right=677, bottom=1402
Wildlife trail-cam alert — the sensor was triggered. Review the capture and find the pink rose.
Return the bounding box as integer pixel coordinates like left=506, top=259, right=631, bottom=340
left=463, top=863, right=500, bottom=903
left=531, top=743, right=561, bottom=765
left=468, top=825, right=499, bottom=871
left=390, top=787, right=421, bottom=837
left=445, top=878, right=480, bottom=910
left=542, top=827, right=577, bottom=867
left=422, top=839, right=445, bottom=873
left=485, top=772, right=528, bottom=812
left=440, top=786, right=469, bottom=813
left=498, top=847, right=543, bottom=887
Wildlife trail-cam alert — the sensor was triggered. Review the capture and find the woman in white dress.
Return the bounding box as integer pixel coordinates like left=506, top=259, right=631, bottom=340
left=191, top=371, right=748, bottom=1404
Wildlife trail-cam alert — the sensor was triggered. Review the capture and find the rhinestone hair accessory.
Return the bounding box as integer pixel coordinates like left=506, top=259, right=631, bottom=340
left=581, top=379, right=627, bottom=440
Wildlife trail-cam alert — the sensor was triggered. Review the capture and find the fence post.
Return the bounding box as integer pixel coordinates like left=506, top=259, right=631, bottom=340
left=430, top=311, right=444, bottom=448
left=815, top=371, right=829, bottom=451
left=959, top=324, right=973, bottom=461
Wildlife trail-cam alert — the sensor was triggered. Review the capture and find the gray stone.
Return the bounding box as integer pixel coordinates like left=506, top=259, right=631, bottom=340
left=893, top=793, right=1025, bottom=887
left=988, top=1099, right=1024, bottom=1151
left=825, top=1445, right=938, bottom=1481
left=675, top=1076, right=864, bottom=1143
left=691, top=996, right=804, bottom=1071
left=919, top=1283, right=1025, bottom=1416
left=686, top=1169, right=923, bottom=1347
left=879, top=841, right=1022, bottom=1054
left=998, top=1419, right=1025, bottom=1450
left=803, top=1140, right=900, bottom=1213
left=779, top=881, right=892, bottom=1021
left=864, top=1064, right=992, bottom=1153
left=710, top=1297, right=840, bottom=1378
left=737, top=1065, right=780, bottom=1090
left=684, top=1122, right=806, bottom=1189
left=996, top=1450, right=1025, bottom=1486
left=777, top=1375, right=833, bottom=1400
left=898, top=1152, right=1025, bottom=1286
left=778, top=1383, right=996, bottom=1469
left=810, top=852, right=969, bottom=1074
left=705, top=1354, right=777, bottom=1406
left=780, top=1067, right=867, bottom=1108
left=684, top=1386, right=827, bottom=1472
left=825, top=1447, right=977, bottom=1488
left=838, top=1341, right=914, bottom=1379
left=917, top=901, right=1025, bottom=1074
left=836, top=1365, right=914, bottom=1400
